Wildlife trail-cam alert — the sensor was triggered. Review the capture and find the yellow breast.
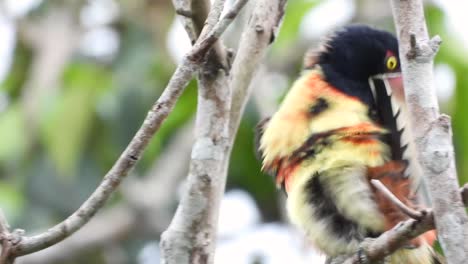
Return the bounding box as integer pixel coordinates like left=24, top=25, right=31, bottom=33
left=260, top=68, right=386, bottom=178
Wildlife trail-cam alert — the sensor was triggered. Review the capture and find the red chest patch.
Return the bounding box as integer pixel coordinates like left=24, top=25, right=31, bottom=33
left=273, top=160, right=300, bottom=193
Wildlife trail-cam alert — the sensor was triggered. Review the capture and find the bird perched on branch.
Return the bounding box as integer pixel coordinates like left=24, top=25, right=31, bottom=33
left=256, top=25, right=440, bottom=263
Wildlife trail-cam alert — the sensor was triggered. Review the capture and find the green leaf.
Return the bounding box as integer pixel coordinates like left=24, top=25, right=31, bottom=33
left=0, top=105, right=27, bottom=164
left=274, top=0, right=321, bottom=49
left=0, top=182, right=24, bottom=221
left=0, top=42, right=32, bottom=97
left=41, top=64, right=111, bottom=177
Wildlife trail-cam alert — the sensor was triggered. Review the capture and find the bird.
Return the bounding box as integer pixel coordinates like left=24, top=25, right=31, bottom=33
left=256, top=25, right=440, bottom=263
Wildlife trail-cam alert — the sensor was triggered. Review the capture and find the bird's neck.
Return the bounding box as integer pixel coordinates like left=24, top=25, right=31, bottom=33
left=320, top=64, right=375, bottom=107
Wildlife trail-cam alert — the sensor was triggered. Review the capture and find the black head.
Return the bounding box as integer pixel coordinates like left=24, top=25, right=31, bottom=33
left=307, top=25, right=400, bottom=106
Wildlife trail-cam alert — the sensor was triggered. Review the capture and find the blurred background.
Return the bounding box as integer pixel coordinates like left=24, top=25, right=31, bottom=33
left=0, top=0, right=466, bottom=263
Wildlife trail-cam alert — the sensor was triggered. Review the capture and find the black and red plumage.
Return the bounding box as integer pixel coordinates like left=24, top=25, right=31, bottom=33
left=256, top=25, right=440, bottom=263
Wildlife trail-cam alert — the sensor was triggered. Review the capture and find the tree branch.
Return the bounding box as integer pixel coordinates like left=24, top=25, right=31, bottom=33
left=160, top=0, right=287, bottom=263
left=390, top=0, right=468, bottom=263
left=160, top=0, right=241, bottom=262
left=123, top=121, right=194, bottom=231
left=228, top=0, right=287, bottom=136
left=343, top=212, right=435, bottom=264
left=16, top=205, right=135, bottom=264
left=370, top=179, right=423, bottom=220
left=11, top=54, right=193, bottom=259
left=334, top=186, right=468, bottom=263
left=0, top=2, right=245, bottom=259
left=0, top=209, right=11, bottom=264
left=16, top=122, right=194, bottom=263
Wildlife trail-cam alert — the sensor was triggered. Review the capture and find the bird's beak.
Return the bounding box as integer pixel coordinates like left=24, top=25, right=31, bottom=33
left=368, top=72, right=406, bottom=161
left=369, top=72, right=404, bottom=103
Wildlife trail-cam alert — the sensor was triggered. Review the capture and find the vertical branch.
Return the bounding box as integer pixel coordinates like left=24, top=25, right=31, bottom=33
left=390, top=0, right=468, bottom=263
left=161, top=0, right=288, bottom=262
left=160, top=0, right=248, bottom=263
left=228, top=0, right=287, bottom=135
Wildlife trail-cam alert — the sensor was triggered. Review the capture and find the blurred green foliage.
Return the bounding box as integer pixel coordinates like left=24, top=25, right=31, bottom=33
left=274, top=0, right=320, bottom=49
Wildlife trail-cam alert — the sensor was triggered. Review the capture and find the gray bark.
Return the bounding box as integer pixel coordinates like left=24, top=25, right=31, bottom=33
left=390, top=1, right=468, bottom=263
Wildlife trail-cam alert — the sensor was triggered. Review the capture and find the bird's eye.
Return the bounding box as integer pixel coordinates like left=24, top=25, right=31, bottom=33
left=386, top=56, right=398, bottom=70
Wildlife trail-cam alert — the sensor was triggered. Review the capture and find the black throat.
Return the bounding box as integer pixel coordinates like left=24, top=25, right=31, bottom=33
left=320, top=64, right=375, bottom=107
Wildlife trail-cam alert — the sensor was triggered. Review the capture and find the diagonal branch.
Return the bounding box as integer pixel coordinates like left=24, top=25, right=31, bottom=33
left=390, top=0, right=468, bottom=263
left=340, top=182, right=468, bottom=263
left=344, top=212, right=435, bottom=264
left=1, top=2, right=247, bottom=259
left=16, top=205, right=135, bottom=264
left=172, top=0, right=229, bottom=69
left=370, top=179, right=423, bottom=220
left=16, top=122, right=194, bottom=264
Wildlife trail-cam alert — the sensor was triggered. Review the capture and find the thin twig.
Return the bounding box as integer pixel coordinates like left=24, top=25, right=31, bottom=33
left=8, top=1, right=247, bottom=258
left=200, top=0, right=227, bottom=38
left=187, top=0, right=248, bottom=62
left=175, top=8, right=193, bottom=18
left=370, top=179, right=423, bottom=220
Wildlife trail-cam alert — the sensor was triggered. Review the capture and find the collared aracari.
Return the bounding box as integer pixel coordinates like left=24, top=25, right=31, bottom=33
left=256, top=25, right=441, bottom=263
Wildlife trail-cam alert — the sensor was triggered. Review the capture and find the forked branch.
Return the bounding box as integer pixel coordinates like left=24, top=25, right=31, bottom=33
left=342, top=179, right=468, bottom=263
left=0, top=0, right=248, bottom=260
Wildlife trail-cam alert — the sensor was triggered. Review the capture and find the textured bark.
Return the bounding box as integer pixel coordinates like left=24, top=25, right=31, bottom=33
left=160, top=0, right=287, bottom=263
left=160, top=0, right=234, bottom=263
left=159, top=74, right=231, bottom=264
left=390, top=0, right=468, bottom=263
left=344, top=212, right=435, bottom=264
left=330, top=1, right=468, bottom=263
left=228, top=0, right=287, bottom=135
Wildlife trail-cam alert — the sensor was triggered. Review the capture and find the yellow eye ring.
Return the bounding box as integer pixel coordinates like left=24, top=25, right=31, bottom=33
left=386, top=56, right=398, bottom=70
